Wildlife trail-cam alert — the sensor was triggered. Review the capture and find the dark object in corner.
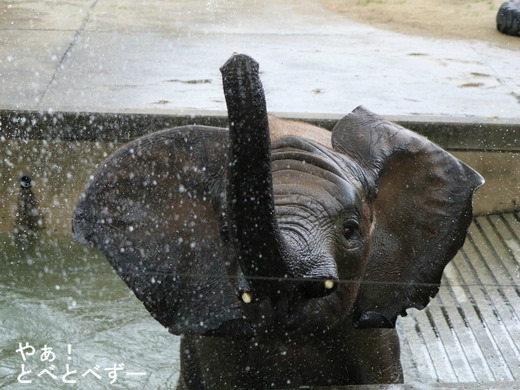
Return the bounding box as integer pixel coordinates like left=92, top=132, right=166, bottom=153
left=497, top=2, right=520, bottom=36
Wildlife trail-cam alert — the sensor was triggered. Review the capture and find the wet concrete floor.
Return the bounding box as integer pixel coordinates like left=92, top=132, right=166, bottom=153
left=0, top=0, right=519, bottom=119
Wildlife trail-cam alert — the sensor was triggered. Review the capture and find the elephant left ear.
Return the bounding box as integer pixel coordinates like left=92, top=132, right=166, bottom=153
left=72, top=126, right=249, bottom=336
left=332, top=106, right=484, bottom=328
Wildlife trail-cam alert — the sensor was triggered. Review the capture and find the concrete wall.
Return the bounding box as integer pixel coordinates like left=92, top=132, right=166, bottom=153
left=2, top=110, right=519, bottom=235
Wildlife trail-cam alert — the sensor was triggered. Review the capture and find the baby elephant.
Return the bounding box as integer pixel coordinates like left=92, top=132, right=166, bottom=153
left=73, top=54, right=484, bottom=388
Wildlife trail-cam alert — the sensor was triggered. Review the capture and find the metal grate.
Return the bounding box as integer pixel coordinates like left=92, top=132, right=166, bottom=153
left=398, top=213, right=520, bottom=384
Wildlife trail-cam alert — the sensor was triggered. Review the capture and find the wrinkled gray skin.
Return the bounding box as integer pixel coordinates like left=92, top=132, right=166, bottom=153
left=72, top=54, right=484, bottom=389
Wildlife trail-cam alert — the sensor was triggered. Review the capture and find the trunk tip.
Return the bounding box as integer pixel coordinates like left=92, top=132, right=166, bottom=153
left=220, top=53, right=259, bottom=76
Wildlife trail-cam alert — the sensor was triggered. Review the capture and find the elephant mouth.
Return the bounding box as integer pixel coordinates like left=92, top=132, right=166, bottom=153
left=280, top=295, right=344, bottom=331
left=237, top=287, right=347, bottom=334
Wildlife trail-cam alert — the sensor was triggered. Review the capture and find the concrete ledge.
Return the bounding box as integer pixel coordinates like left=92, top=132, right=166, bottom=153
left=1, top=109, right=520, bottom=152
left=2, top=109, right=519, bottom=219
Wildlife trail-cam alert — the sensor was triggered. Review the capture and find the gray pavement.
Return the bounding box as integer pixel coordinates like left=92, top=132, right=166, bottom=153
left=1, top=0, right=519, bottom=119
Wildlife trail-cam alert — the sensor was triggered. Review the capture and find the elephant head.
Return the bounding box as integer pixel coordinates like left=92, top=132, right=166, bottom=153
left=72, top=54, right=483, bottom=337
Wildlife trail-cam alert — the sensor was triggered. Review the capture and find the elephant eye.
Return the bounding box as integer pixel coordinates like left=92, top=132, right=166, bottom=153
left=342, top=220, right=359, bottom=240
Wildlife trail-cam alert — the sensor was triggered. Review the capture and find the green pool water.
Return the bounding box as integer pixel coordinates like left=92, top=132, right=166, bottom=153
left=0, top=233, right=180, bottom=389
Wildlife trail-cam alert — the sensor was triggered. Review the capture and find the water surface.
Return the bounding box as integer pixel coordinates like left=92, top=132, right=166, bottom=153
left=0, top=233, right=180, bottom=389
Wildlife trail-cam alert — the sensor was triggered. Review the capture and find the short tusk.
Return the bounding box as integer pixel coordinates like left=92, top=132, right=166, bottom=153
left=241, top=292, right=253, bottom=304
left=324, top=279, right=335, bottom=290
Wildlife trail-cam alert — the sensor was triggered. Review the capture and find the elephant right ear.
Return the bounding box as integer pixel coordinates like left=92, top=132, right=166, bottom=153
left=332, top=106, right=484, bottom=328
left=73, top=126, right=250, bottom=336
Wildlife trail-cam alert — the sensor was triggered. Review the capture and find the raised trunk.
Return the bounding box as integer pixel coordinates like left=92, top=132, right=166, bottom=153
left=220, top=54, right=288, bottom=298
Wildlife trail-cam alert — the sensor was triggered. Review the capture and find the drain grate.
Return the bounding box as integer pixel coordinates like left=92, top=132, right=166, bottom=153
left=398, top=213, right=520, bottom=384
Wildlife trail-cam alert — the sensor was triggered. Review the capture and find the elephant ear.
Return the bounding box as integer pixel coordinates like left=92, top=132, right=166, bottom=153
left=73, top=126, right=250, bottom=336
left=331, top=106, right=484, bottom=328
